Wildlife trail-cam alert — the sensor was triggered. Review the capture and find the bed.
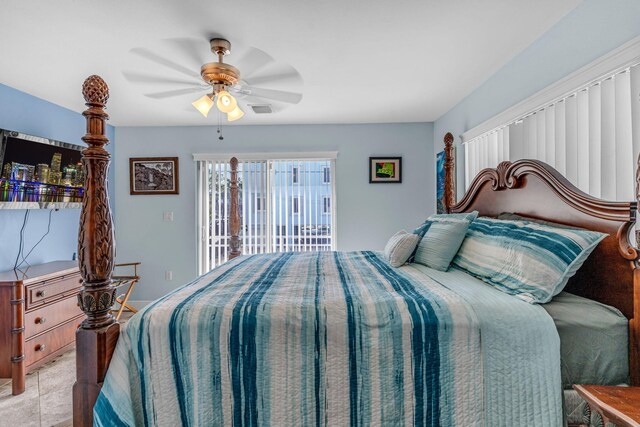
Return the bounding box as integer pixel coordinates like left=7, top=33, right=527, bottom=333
left=71, top=76, right=640, bottom=426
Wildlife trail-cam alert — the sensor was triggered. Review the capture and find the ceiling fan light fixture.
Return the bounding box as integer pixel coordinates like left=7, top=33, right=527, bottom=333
left=192, top=94, right=214, bottom=117
left=227, top=106, right=245, bottom=122
left=216, top=90, right=238, bottom=113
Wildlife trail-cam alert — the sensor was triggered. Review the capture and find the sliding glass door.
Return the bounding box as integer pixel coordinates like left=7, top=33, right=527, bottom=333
left=196, top=155, right=336, bottom=273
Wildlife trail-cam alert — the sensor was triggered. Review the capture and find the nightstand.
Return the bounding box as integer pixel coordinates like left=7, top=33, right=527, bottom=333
left=573, top=385, right=640, bottom=427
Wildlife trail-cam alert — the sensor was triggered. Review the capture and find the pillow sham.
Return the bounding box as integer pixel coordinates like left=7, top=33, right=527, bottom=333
left=384, top=230, right=421, bottom=267
left=452, top=217, right=607, bottom=303
left=412, top=211, right=479, bottom=271
left=497, top=212, right=578, bottom=229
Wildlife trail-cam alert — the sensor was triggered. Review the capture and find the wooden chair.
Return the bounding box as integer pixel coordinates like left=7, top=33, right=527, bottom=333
left=112, top=262, right=141, bottom=321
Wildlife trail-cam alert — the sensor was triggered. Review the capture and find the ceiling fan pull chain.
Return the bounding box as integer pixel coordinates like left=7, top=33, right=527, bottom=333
left=217, top=111, right=224, bottom=141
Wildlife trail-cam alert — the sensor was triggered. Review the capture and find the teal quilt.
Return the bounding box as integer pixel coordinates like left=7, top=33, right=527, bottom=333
left=94, top=251, right=562, bottom=426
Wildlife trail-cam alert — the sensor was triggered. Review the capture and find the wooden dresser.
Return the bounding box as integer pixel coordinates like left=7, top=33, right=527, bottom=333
left=0, top=261, right=83, bottom=395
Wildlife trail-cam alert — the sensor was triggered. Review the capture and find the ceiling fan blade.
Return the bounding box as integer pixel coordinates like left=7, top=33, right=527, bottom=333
left=236, top=86, right=303, bottom=104
left=244, top=68, right=302, bottom=87
left=122, top=71, right=205, bottom=87
left=165, top=37, right=209, bottom=67
left=233, top=47, right=274, bottom=78
left=130, top=47, right=201, bottom=79
left=144, top=87, right=205, bottom=99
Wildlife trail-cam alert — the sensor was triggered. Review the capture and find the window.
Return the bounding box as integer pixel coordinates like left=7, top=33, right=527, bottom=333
left=196, top=155, right=337, bottom=272
left=322, top=196, right=331, bottom=214
left=323, top=166, right=331, bottom=183
left=462, top=50, right=640, bottom=201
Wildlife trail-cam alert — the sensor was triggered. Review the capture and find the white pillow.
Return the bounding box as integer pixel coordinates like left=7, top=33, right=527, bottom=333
left=384, top=231, right=421, bottom=267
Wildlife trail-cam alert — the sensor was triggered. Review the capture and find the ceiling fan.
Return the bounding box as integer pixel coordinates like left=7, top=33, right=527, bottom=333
left=123, top=37, right=303, bottom=122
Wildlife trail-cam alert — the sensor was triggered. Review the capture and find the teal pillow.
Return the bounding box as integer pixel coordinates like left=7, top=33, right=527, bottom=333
left=413, top=221, right=432, bottom=238
left=452, top=217, right=607, bottom=303
left=412, top=211, right=479, bottom=271
left=497, top=212, right=578, bottom=229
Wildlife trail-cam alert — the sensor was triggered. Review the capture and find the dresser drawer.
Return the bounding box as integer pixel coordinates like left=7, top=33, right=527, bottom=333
left=24, top=295, right=83, bottom=339
left=25, top=317, right=82, bottom=366
left=26, top=273, right=82, bottom=310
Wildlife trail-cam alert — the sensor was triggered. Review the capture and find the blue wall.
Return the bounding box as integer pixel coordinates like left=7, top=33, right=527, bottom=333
left=0, top=83, right=116, bottom=272
left=114, top=123, right=433, bottom=301
left=434, top=0, right=640, bottom=197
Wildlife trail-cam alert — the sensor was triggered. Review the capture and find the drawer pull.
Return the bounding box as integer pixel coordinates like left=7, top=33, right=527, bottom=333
left=36, top=290, right=46, bottom=298
left=35, top=344, right=46, bottom=352
left=35, top=317, right=47, bottom=325
left=78, top=278, right=83, bottom=284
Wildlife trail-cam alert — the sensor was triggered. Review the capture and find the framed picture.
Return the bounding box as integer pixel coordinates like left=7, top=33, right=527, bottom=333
left=436, top=151, right=446, bottom=213
left=369, top=157, right=402, bottom=183
left=129, top=157, right=179, bottom=195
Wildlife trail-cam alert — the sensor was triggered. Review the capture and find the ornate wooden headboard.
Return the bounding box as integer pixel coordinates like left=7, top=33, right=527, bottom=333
left=442, top=132, right=639, bottom=385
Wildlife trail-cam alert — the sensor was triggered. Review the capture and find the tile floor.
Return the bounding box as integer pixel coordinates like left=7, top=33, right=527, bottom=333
left=0, top=313, right=132, bottom=427
left=0, top=349, right=75, bottom=427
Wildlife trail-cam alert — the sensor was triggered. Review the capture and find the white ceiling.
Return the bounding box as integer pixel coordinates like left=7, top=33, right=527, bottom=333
left=0, top=0, right=582, bottom=127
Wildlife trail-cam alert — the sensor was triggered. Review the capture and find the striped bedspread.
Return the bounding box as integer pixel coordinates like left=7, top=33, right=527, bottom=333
left=94, top=251, right=562, bottom=426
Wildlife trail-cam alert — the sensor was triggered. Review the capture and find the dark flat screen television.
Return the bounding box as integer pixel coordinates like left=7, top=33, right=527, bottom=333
left=0, top=129, right=85, bottom=209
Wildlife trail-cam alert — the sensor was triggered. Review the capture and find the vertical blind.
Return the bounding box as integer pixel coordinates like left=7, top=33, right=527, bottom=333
left=196, top=157, right=336, bottom=273
left=464, top=63, right=640, bottom=201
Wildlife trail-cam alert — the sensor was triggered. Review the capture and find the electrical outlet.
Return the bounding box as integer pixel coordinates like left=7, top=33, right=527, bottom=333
left=165, top=270, right=173, bottom=281
left=163, top=211, right=174, bottom=221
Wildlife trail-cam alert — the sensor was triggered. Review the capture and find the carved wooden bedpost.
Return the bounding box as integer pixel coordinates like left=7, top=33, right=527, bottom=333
left=229, top=157, right=241, bottom=260
left=632, top=153, right=640, bottom=386
left=443, top=132, right=456, bottom=213
left=73, top=75, right=119, bottom=427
